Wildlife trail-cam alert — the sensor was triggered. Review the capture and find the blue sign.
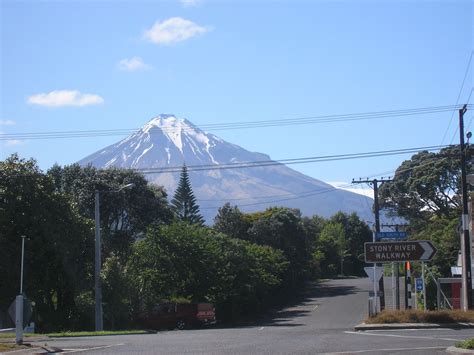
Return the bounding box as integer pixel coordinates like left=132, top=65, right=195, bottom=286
left=415, top=278, right=424, bottom=292
left=375, top=231, right=407, bottom=240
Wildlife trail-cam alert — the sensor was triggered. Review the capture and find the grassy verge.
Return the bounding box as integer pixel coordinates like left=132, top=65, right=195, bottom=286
left=0, top=330, right=149, bottom=339
left=0, top=343, right=27, bottom=352
left=45, top=330, right=150, bottom=337
left=366, top=310, right=474, bottom=324
left=456, top=338, right=474, bottom=349
left=0, top=332, right=35, bottom=339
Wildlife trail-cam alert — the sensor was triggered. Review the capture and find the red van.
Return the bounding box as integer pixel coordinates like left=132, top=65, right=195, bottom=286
left=138, top=302, right=216, bottom=330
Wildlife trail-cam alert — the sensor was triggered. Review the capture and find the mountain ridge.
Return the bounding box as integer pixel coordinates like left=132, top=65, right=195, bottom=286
left=78, top=114, right=374, bottom=223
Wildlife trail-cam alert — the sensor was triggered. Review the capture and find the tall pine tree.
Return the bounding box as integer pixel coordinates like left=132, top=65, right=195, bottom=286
left=171, top=165, right=205, bottom=225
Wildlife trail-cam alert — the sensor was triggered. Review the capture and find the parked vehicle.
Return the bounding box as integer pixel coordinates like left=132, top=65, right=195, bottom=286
left=138, top=302, right=216, bottom=330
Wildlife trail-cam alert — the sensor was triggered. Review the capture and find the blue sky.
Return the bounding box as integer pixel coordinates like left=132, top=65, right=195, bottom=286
left=1, top=0, right=473, bottom=195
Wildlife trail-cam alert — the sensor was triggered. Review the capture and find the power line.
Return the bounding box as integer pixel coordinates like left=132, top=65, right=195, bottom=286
left=136, top=144, right=450, bottom=174
left=442, top=51, right=473, bottom=145
left=1, top=105, right=469, bottom=141
left=465, top=88, right=474, bottom=131
left=200, top=150, right=455, bottom=208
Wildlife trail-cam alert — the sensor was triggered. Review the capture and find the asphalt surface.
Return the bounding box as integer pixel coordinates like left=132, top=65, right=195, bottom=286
left=16, top=278, right=474, bottom=354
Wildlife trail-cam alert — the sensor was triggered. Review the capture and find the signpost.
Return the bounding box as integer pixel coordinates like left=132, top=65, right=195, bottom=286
left=375, top=231, right=407, bottom=240
left=415, top=278, right=423, bottom=292
left=365, top=240, right=437, bottom=263
left=364, top=266, right=384, bottom=283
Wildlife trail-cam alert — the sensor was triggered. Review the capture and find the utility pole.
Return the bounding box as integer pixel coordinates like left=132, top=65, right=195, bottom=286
left=352, top=177, right=393, bottom=310
left=459, top=104, right=473, bottom=310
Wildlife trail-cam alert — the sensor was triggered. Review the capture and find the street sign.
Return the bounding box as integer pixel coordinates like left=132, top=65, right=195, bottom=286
left=364, top=266, right=384, bottom=282
left=375, top=231, right=407, bottom=240
left=364, top=240, right=437, bottom=263
left=369, top=291, right=384, bottom=297
left=8, top=297, right=32, bottom=328
left=415, top=278, right=424, bottom=292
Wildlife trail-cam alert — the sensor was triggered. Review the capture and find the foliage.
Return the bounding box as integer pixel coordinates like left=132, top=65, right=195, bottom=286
left=0, top=153, right=387, bottom=331
left=319, top=222, right=347, bottom=275
left=171, top=165, right=204, bottom=225
left=413, top=216, right=459, bottom=276
left=329, top=212, right=372, bottom=276
left=48, top=164, right=172, bottom=261
left=247, top=207, right=313, bottom=291
left=456, top=338, right=474, bottom=349
left=128, top=222, right=288, bottom=320
left=213, top=203, right=251, bottom=240
left=379, top=145, right=472, bottom=226
left=366, top=309, right=474, bottom=324
left=0, top=155, right=93, bottom=331
left=102, top=254, right=133, bottom=330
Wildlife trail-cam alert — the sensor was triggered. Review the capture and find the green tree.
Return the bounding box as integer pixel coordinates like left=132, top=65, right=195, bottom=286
left=248, top=207, right=312, bottom=290
left=171, top=165, right=204, bottom=225
left=128, top=222, right=288, bottom=321
left=379, top=146, right=471, bottom=226
left=378, top=146, right=468, bottom=278
left=329, top=212, right=372, bottom=275
left=0, top=155, right=93, bottom=331
left=48, top=164, right=172, bottom=261
left=213, top=203, right=251, bottom=239
left=102, top=254, right=133, bottom=330
left=319, top=222, right=348, bottom=275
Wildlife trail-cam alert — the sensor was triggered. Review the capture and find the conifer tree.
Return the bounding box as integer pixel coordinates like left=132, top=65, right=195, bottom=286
left=171, top=165, right=205, bottom=225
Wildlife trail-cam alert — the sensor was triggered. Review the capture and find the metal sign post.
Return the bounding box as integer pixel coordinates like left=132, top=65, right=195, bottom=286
left=422, top=262, right=427, bottom=311
left=16, top=235, right=26, bottom=345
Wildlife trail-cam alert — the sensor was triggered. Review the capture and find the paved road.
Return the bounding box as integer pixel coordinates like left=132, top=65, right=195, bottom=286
left=22, top=278, right=472, bottom=354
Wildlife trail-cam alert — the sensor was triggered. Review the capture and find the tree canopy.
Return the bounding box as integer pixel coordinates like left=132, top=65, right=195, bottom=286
left=379, top=145, right=472, bottom=225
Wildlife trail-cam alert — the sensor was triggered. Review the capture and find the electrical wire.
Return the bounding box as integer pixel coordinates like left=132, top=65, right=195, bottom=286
left=135, top=145, right=450, bottom=174
left=443, top=51, right=474, bottom=145
left=200, top=151, right=454, bottom=208
left=1, top=105, right=469, bottom=141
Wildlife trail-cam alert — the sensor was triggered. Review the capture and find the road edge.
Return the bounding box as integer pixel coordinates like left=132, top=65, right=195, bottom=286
left=354, top=322, right=474, bottom=331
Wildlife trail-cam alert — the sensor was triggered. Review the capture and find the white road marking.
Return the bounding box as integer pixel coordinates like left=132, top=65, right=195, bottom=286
left=344, top=330, right=458, bottom=341
left=368, top=328, right=456, bottom=332
left=5, top=348, right=44, bottom=354
left=324, top=346, right=447, bottom=354
left=58, top=343, right=125, bottom=353
left=259, top=327, right=265, bottom=330
left=312, top=304, right=319, bottom=311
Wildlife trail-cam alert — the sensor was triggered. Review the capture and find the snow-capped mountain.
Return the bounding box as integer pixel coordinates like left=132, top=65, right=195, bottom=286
left=78, top=114, right=374, bottom=223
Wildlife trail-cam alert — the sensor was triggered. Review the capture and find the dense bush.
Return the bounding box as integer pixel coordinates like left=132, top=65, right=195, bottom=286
left=127, top=222, right=288, bottom=321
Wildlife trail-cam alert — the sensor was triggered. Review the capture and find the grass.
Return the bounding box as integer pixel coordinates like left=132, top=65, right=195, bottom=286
left=366, top=310, right=474, bottom=324
left=45, top=330, right=150, bottom=337
left=0, top=343, right=26, bottom=352
left=456, top=338, right=474, bottom=349
left=0, top=330, right=149, bottom=339
left=0, top=332, right=35, bottom=339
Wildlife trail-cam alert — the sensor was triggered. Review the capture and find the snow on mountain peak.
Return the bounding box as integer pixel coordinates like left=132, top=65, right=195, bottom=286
left=141, top=114, right=217, bottom=163
left=143, top=114, right=189, bottom=152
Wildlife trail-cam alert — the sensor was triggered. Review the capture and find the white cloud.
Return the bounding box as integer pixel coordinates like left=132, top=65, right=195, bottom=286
left=118, top=56, right=151, bottom=71
left=328, top=181, right=374, bottom=199
left=144, top=17, right=211, bottom=45
left=180, top=0, right=201, bottom=7
left=0, top=120, right=15, bottom=126
left=5, top=139, right=25, bottom=147
left=27, top=90, right=104, bottom=107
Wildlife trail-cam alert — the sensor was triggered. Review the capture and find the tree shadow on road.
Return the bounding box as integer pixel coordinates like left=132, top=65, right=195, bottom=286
left=253, top=279, right=365, bottom=327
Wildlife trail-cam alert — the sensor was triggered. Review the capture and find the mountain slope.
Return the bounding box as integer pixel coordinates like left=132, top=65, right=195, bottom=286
left=78, top=114, right=374, bottom=223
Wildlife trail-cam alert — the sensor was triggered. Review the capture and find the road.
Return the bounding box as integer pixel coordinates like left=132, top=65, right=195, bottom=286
left=23, top=278, right=472, bottom=354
